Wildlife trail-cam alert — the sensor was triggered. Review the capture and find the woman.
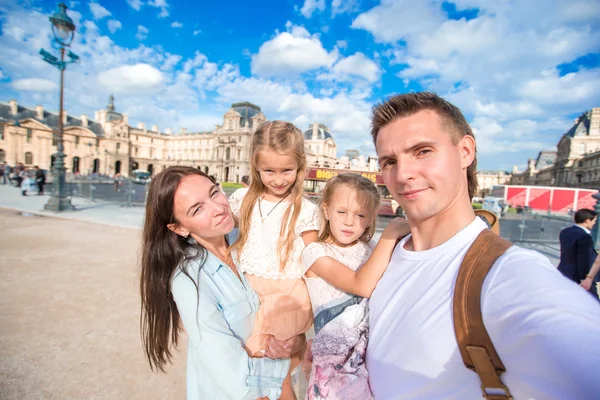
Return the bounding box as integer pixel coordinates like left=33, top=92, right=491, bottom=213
left=140, top=166, right=305, bottom=399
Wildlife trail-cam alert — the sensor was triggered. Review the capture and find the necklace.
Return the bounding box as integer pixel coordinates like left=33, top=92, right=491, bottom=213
left=258, top=193, right=289, bottom=222
left=406, top=222, right=471, bottom=251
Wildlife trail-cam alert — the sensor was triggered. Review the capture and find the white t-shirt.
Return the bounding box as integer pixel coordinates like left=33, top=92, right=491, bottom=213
left=367, top=217, right=600, bottom=400
left=228, top=188, right=320, bottom=279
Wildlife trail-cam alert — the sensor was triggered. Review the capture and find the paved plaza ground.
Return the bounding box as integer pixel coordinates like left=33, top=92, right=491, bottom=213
left=0, top=209, right=185, bottom=400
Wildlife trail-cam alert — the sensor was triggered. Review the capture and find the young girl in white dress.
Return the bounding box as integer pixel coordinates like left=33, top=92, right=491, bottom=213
left=301, top=173, right=409, bottom=400
left=228, top=120, right=320, bottom=399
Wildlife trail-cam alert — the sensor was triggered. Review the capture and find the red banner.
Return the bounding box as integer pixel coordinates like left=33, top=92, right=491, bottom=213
left=306, top=167, right=385, bottom=185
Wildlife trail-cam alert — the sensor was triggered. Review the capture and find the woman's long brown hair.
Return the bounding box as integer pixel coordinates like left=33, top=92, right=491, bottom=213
left=140, top=166, right=216, bottom=372
left=229, top=120, right=306, bottom=271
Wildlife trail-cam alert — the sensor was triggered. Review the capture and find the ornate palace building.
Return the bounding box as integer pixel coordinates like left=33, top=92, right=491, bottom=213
left=510, top=107, right=600, bottom=190
left=0, top=97, right=337, bottom=183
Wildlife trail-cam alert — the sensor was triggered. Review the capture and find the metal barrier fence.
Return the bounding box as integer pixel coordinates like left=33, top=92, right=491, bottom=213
left=44, top=180, right=150, bottom=207
left=498, top=213, right=572, bottom=245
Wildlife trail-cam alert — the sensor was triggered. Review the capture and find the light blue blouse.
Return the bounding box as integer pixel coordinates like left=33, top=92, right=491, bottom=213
left=171, top=236, right=290, bottom=400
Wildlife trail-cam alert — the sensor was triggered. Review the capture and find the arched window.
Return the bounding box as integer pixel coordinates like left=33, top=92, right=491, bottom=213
left=25, top=152, right=33, bottom=165
left=226, top=147, right=231, bottom=160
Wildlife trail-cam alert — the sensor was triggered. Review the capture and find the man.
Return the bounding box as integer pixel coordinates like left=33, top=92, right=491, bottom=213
left=558, top=209, right=598, bottom=298
left=241, top=175, right=250, bottom=188
left=34, top=166, right=46, bottom=195
left=366, top=92, right=600, bottom=399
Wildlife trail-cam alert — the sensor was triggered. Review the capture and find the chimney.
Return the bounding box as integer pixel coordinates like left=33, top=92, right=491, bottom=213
left=123, top=115, right=128, bottom=125
left=9, top=99, right=17, bottom=115
left=180, top=127, right=187, bottom=135
left=165, top=128, right=173, bottom=135
left=151, top=125, right=158, bottom=133
left=311, top=122, right=318, bottom=140
left=62, top=110, right=67, bottom=125
left=137, top=122, right=145, bottom=130
left=36, top=105, right=44, bottom=119
left=99, top=109, right=107, bottom=123
left=81, top=114, right=88, bottom=127
left=94, top=111, right=99, bottom=121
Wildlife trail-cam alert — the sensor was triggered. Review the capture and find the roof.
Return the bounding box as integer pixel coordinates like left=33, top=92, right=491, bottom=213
left=535, top=151, right=556, bottom=170
left=0, top=103, right=105, bottom=137
left=565, top=110, right=592, bottom=138
left=304, top=124, right=333, bottom=140
left=231, top=102, right=261, bottom=128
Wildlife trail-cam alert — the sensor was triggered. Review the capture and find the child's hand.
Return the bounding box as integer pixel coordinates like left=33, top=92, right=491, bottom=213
left=381, top=217, right=410, bottom=241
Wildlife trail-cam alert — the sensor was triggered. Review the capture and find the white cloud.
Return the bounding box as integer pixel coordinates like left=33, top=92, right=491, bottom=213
left=148, top=0, right=169, bottom=18
left=324, top=52, right=381, bottom=83
left=126, top=0, right=143, bottom=11
left=12, top=78, right=58, bottom=92
left=300, top=0, right=325, bottom=18
left=107, top=20, right=122, bottom=34
left=251, top=22, right=338, bottom=77
left=135, top=25, right=149, bottom=40
left=332, top=0, right=360, bottom=17
left=352, top=0, right=445, bottom=43
left=170, top=21, right=183, bottom=28
left=335, top=40, right=347, bottom=49
left=193, top=30, right=202, bottom=36
left=97, top=64, right=163, bottom=94
left=89, top=2, right=111, bottom=20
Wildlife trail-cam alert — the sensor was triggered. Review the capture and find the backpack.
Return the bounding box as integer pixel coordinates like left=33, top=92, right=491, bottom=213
left=453, top=212, right=513, bottom=400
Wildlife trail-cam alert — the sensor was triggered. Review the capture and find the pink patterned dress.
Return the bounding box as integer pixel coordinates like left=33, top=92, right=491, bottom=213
left=301, top=241, right=375, bottom=400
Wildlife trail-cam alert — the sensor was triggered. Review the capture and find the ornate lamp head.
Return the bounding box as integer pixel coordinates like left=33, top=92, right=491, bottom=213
left=49, top=3, right=76, bottom=47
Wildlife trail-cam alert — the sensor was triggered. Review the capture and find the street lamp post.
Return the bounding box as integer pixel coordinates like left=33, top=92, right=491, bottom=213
left=41, top=3, right=79, bottom=211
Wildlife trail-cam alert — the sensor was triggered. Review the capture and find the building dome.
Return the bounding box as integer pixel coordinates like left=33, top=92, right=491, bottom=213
left=304, top=124, right=333, bottom=140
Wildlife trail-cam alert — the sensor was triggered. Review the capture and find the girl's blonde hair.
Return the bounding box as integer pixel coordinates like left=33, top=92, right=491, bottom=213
left=229, top=120, right=307, bottom=270
left=318, top=173, right=380, bottom=243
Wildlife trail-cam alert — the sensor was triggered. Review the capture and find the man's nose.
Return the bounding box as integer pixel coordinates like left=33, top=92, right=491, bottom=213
left=394, top=158, right=415, bottom=183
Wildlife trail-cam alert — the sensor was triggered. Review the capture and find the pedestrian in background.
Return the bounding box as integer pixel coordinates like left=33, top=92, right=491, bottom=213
left=241, top=175, right=250, bottom=188
left=34, top=166, right=46, bottom=195
left=2, top=162, right=10, bottom=184
left=558, top=209, right=599, bottom=299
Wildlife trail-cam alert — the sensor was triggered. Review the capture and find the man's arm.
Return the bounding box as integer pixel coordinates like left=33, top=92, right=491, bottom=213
left=581, top=253, right=600, bottom=290
left=576, top=235, right=596, bottom=281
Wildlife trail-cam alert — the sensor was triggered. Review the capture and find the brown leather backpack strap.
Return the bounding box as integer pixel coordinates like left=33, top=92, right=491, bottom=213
left=453, top=229, right=513, bottom=400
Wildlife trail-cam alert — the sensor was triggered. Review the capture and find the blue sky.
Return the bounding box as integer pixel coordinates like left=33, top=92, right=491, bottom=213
left=1, top=0, right=599, bottom=171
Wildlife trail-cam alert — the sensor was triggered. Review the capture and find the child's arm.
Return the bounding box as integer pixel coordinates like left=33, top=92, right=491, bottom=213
left=306, top=218, right=410, bottom=298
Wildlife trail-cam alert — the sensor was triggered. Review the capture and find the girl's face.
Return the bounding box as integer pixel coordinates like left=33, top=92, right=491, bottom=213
left=256, top=149, right=299, bottom=200
left=323, top=187, right=373, bottom=247
left=168, top=174, right=234, bottom=242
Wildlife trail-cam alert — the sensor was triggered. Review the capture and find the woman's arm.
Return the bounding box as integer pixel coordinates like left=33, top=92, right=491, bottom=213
left=306, top=219, right=410, bottom=298
left=302, top=230, right=318, bottom=246
left=172, top=273, right=290, bottom=400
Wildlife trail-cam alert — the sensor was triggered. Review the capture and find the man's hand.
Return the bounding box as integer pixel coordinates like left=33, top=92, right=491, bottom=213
left=301, top=339, right=313, bottom=379
left=265, top=334, right=306, bottom=359
left=580, top=276, right=593, bottom=291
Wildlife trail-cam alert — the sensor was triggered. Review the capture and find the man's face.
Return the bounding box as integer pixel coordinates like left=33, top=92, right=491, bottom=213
left=375, top=110, right=475, bottom=222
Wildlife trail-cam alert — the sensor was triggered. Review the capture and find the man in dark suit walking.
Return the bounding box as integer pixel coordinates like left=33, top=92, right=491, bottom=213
left=558, top=209, right=598, bottom=299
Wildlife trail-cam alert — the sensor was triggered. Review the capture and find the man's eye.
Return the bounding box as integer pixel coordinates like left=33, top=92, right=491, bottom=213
left=417, top=149, right=432, bottom=156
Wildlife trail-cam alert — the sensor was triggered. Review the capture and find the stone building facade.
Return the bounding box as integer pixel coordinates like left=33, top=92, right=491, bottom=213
left=510, top=107, right=600, bottom=190
left=0, top=98, right=338, bottom=183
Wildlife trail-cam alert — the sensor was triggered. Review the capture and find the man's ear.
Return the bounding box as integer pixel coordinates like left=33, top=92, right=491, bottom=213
left=167, top=223, right=189, bottom=238
left=459, top=135, right=476, bottom=169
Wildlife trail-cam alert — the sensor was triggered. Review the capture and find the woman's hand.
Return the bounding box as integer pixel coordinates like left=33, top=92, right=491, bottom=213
left=381, top=217, right=411, bottom=241
left=265, top=334, right=306, bottom=359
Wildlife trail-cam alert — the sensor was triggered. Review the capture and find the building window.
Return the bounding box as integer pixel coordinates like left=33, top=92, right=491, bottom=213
left=151, top=138, right=153, bottom=144
left=0, top=125, right=4, bottom=140
left=226, top=147, right=231, bottom=160
left=116, top=143, right=121, bottom=154
left=96, top=139, right=100, bottom=147
left=237, top=149, right=241, bottom=159
left=25, top=152, right=33, bottom=165
left=26, top=128, right=32, bottom=143
left=75, top=136, right=80, bottom=148
left=0, top=149, right=4, bottom=162
left=52, top=132, right=58, bottom=147
left=135, top=147, right=138, bottom=156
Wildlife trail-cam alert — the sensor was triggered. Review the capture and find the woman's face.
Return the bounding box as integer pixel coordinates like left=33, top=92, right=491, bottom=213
left=168, top=174, right=234, bottom=241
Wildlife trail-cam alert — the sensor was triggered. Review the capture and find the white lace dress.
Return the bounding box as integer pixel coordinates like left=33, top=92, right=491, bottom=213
left=228, top=188, right=320, bottom=279
left=301, top=241, right=375, bottom=400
